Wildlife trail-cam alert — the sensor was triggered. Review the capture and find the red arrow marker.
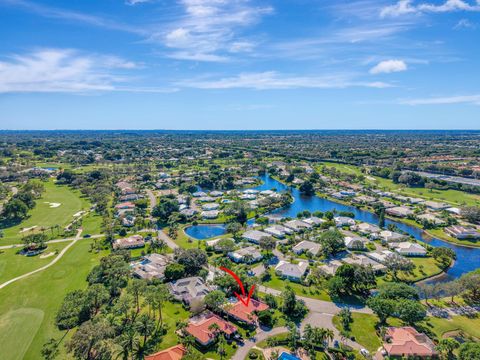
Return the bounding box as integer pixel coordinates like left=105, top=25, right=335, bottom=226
left=219, top=266, right=255, bottom=307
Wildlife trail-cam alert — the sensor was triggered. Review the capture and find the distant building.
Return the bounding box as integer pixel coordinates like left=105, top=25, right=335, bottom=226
left=386, top=206, right=414, bottom=218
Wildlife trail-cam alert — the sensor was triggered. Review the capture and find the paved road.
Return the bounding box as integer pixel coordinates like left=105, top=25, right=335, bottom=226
left=232, top=326, right=288, bottom=360
left=0, top=229, right=84, bottom=290
left=0, top=234, right=104, bottom=250
left=259, top=285, right=372, bottom=315
left=157, top=229, right=179, bottom=250
left=146, top=189, right=157, bottom=211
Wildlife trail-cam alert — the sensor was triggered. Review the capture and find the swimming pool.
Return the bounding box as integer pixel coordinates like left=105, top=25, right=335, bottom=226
left=278, top=352, right=301, bottom=360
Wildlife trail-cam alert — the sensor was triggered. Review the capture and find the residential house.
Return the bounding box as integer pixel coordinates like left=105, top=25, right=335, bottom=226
left=228, top=246, right=263, bottom=263
left=378, top=230, right=407, bottom=243
left=390, top=242, right=427, bottom=257
left=417, top=213, right=445, bottom=225
left=168, top=276, right=211, bottom=306
left=180, top=208, right=197, bottom=218
left=226, top=299, right=269, bottom=326
left=186, top=313, right=237, bottom=346
left=242, top=230, right=270, bottom=244
left=445, top=225, right=480, bottom=239
left=209, top=191, right=224, bottom=197
left=302, top=216, right=326, bottom=226
left=343, top=255, right=386, bottom=273
left=366, top=250, right=396, bottom=264
left=113, top=235, right=145, bottom=250
left=344, top=236, right=368, bottom=250
left=145, top=345, right=186, bottom=360
left=202, top=203, right=219, bottom=211
left=334, top=216, right=356, bottom=227
left=201, top=210, right=219, bottom=219
left=292, top=240, right=321, bottom=256
left=264, top=225, right=292, bottom=238
left=132, top=253, right=170, bottom=280
left=284, top=219, right=312, bottom=232
left=382, top=327, right=437, bottom=358
left=318, top=260, right=343, bottom=276
left=354, top=222, right=381, bottom=235
left=424, top=201, right=450, bottom=211
left=386, top=206, right=414, bottom=218
left=275, top=260, right=309, bottom=281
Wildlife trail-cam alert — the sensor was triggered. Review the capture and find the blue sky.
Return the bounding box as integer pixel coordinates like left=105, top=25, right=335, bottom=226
left=0, top=0, right=479, bottom=130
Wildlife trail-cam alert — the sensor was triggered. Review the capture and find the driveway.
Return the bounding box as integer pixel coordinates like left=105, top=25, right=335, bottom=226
left=232, top=326, right=288, bottom=360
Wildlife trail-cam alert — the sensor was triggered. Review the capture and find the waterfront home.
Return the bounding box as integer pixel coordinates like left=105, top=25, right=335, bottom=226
left=284, top=219, right=312, bottom=232
left=242, top=230, right=271, bottom=244
left=209, top=190, right=224, bottom=197
left=352, top=195, right=377, bottom=204
left=292, top=240, right=321, bottom=256
left=378, top=230, right=407, bottom=243
left=302, top=216, right=326, bottom=226
left=386, top=206, right=414, bottom=218
left=168, top=276, right=212, bottom=306
left=113, top=234, right=145, bottom=250
left=445, top=225, right=480, bottom=239
left=334, top=216, right=356, bottom=227
left=344, top=236, right=368, bottom=250
left=382, top=327, right=437, bottom=358
left=201, top=210, right=219, bottom=219
left=132, top=253, right=170, bottom=280
left=318, top=260, right=343, bottom=276
left=186, top=313, right=237, bottom=346
left=275, top=260, right=309, bottom=281
left=145, top=345, right=186, bottom=360
left=343, top=255, right=386, bottom=273
left=446, top=207, right=461, bottom=215
left=406, top=197, right=424, bottom=204
left=226, top=298, right=269, bottom=326
left=228, top=246, right=263, bottom=263
left=197, top=196, right=215, bottom=202
left=390, top=242, right=427, bottom=257
left=417, top=213, right=445, bottom=225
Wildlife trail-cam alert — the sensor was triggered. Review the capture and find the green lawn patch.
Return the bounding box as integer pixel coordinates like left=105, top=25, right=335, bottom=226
left=423, top=315, right=480, bottom=340
left=332, top=313, right=401, bottom=353
left=0, top=240, right=107, bottom=360
left=1, top=180, right=90, bottom=245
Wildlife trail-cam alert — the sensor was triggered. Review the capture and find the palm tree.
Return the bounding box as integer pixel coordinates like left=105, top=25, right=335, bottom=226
left=135, top=314, right=155, bottom=347
left=116, top=326, right=139, bottom=360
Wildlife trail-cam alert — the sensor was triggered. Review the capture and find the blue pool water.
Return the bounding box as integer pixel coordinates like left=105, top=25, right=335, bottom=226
left=185, top=174, right=480, bottom=281
left=278, top=352, right=301, bottom=360
left=184, top=224, right=227, bottom=239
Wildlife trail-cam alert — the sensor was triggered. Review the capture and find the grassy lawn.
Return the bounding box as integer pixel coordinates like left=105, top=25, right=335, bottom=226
left=377, top=257, right=445, bottom=284
left=0, top=180, right=90, bottom=245
left=0, top=242, right=68, bottom=284
left=422, top=315, right=480, bottom=341
left=80, top=212, right=103, bottom=235
left=332, top=313, right=402, bottom=353
left=0, top=240, right=107, bottom=360
left=149, top=301, right=190, bottom=351
left=427, top=228, right=480, bottom=248
left=263, top=269, right=331, bottom=301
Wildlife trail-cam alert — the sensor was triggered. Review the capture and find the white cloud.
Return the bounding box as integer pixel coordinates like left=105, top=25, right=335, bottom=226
left=125, top=0, right=153, bottom=5
left=401, top=94, right=480, bottom=105
left=157, top=0, right=273, bottom=61
left=370, top=59, right=407, bottom=74
left=178, top=71, right=392, bottom=90
left=0, top=49, right=153, bottom=93
left=381, top=0, right=480, bottom=17
left=454, top=18, right=477, bottom=28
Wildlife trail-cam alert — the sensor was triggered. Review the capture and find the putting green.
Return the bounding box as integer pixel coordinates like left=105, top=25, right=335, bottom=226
left=0, top=308, right=44, bottom=360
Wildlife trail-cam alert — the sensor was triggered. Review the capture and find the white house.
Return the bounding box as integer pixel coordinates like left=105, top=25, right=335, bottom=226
left=284, top=219, right=312, bottom=232
left=390, top=242, right=427, bottom=257
left=201, top=210, right=219, bottom=219
left=292, top=240, right=321, bottom=256
left=344, top=236, right=368, bottom=250
left=334, top=216, right=356, bottom=227
left=242, top=230, right=270, bottom=244
left=275, top=260, right=309, bottom=281
left=228, top=246, right=263, bottom=263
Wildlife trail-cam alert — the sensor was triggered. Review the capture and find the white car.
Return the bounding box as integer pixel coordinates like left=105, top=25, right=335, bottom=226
left=360, top=348, right=370, bottom=358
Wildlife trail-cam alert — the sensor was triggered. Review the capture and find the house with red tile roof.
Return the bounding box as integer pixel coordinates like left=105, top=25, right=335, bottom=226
left=186, top=313, right=237, bottom=346
left=145, top=345, right=186, bottom=360
left=383, top=327, right=437, bottom=358
left=226, top=298, right=269, bottom=325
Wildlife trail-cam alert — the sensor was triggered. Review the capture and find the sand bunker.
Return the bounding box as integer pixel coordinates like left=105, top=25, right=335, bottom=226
left=39, top=252, right=55, bottom=259
left=73, top=211, right=85, bottom=217
left=44, top=202, right=61, bottom=208
left=20, top=226, right=37, bottom=233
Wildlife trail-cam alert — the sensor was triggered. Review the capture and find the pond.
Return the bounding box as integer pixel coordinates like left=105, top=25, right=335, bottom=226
left=184, top=224, right=227, bottom=239
left=186, top=174, right=480, bottom=281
